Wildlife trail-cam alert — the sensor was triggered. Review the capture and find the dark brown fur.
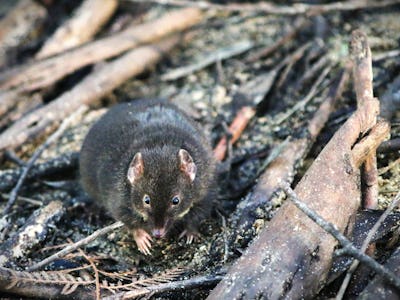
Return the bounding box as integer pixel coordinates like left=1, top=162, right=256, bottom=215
left=79, top=99, right=216, bottom=238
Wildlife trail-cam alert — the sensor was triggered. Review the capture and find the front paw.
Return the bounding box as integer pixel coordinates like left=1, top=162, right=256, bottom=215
left=133, top=228, right=153, bottom=255
left=179, top=229, right=199, bottom=244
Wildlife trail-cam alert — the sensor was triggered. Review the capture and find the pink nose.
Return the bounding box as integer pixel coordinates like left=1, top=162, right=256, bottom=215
left=152, top=228, right=165, bottom=238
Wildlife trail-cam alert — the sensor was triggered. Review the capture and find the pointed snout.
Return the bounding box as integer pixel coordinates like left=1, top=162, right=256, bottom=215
left=152, top=228, right=166, bottom=239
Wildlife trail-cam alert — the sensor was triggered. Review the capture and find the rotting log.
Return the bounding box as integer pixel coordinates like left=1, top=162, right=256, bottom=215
left=0, top=201, right=65, bottom=267
left=0, top=7, right=202, bottom=92
left=35, top=0, right=118, bottom=59
left=208, top=30, right=390, bottom=300
left=0, top=34, right=183, bottom=154
left=229, top=68, right=349, bottom=245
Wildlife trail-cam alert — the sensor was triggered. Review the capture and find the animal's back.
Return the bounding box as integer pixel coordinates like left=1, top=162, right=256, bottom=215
left=79, top=99, right=212, bottom=210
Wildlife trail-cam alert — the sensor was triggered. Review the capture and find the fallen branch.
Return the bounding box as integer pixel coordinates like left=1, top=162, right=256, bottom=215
left=27, top=221, right=123, bottom=271
left=0, top=7, right=202, bottom=91
left=128, top=0, right=400, bottom=15
left=213, top=106, right=256, bottom=161
left=0, top=201, right=65, bottom=267
left=208, top=30, right=389, bottom=299
left=2, top=106, right=87, bottom=215
left=351, top=30, right=380, bottom=209
left=229, top=68, right=348, bottom=248
left=0, top=34, right=183, bottom=153
left=35, top=0, right=118, bottom=59
left=281, top=185, right=400, bottom=291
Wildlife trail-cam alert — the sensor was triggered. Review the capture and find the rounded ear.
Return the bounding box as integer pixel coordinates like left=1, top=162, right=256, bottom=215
left=178, top=149, right=196, bottom=182
left=127, top=152, right=144, bottom=185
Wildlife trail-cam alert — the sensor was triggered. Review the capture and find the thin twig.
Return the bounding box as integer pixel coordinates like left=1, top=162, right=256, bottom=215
left=26, top=221, right=124, bottom=271
left=4, top=150, right=26, bottom=167
left=213, top=106, right=256, bottom=161
left=281, top=183, right=400, bottom=291
left=161, top=40, right=254, bottom=81
left=246, top=17, right=308, bottom=62
left=372, top=49, right=400, bottom=62
left=275, top=51, right=302, bottom=89
left=335, top=191, right=400, bottom=300
left=275, top=63, right=332, bottom=125
left=2, top=105, right=88, bottom=216
left=295, top=53, right=331, bottom=90
left=275, top=40, right=315, bottom=89
left=1, top=193, right=42, bottom=206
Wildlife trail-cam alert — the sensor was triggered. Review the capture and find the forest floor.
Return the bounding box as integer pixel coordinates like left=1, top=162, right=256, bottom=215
left=0, top=1, right=399, bottom=299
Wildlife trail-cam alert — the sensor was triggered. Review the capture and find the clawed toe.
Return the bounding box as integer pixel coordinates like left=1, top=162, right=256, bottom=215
left=179, top=230, right=199, bottom=244
left=133, top=229, right=153, bottom=255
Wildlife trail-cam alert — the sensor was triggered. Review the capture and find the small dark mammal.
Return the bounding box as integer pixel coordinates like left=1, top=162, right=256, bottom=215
left=80, top=99, right=216, bottom=254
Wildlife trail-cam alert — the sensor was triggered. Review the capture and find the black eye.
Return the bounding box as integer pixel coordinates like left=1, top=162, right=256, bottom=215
left=143, top=194, right=151, bottom=205
left=171, top=196, right=180, bottom=205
